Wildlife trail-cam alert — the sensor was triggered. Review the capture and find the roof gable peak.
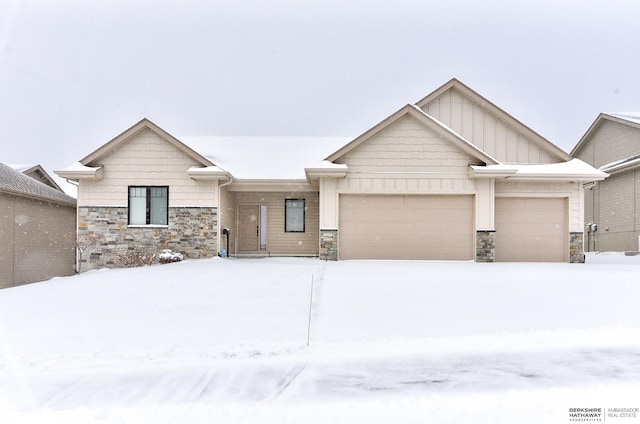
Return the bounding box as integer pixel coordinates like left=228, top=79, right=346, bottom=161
left=416, top=79, right=571, bottom=162
left=325, top=103, right=499, bottom=165
left=80, top=118, right=214, bottom=167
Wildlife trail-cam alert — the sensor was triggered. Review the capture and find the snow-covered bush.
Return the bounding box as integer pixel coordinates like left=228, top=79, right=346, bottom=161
left=159, top=249, right=183, bottom=264
left=117, top=248, right=156, bottom=267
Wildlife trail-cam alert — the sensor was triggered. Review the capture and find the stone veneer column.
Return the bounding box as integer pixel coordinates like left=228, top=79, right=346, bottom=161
left=319, top=228, right=338, bottom=261
left=569, top=232, right=585, bottom=263
left=476, top=230, right=496, bottom=262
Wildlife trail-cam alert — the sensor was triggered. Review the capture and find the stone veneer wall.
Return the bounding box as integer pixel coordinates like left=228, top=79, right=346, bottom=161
left=476, top=230, right=496, bottom=263
left=319, top=229, right=338, bottom=261
left=78, top=206, right=217, bottom=271
left=569, top=232, right=585, bottom=264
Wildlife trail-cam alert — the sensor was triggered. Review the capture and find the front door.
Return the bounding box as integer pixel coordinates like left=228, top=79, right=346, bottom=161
left=238, top=205, right=259, bottom=252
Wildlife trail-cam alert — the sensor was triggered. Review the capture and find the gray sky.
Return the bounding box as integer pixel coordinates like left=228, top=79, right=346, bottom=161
left=1, top=0, right=639, bottom=193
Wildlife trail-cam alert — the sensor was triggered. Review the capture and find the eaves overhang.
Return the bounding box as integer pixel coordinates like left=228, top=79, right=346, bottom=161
left=186, top=165, right=232, bottom=181
left=54, top=162, right=104, bottom=181
left=305, top=161, right=349, bottom=182
left=469, top=159, right=608, bottom=182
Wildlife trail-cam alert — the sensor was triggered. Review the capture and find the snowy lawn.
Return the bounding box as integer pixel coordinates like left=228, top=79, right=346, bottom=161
left=1, top=255, right=639, bottom=423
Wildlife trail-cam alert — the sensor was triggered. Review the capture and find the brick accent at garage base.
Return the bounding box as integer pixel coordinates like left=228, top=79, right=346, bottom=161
left=476, top=230, right=496, bottom=262
left=319, top=229, right=338, bottom=261
left=570, top=232, right=585, bottom=263
left=78, top=206, right=217, bottom=271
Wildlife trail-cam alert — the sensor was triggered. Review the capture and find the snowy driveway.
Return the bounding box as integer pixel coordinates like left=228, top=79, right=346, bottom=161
left=3, top=343, right=640, bottom=411
left=1, top=256, right=640, bottom=423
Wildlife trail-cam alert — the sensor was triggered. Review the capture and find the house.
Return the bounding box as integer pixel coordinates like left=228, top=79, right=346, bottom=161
left=0, top=163, right=77, bottom=289
left=11, top=164, right=65, bottom=191
left=571, top=113, right=640, bottom=252
left=56, top=79, right=606, bottom=270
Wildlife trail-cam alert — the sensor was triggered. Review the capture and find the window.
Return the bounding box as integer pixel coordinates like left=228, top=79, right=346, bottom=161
left=128, top=186, right=168, bottom=225
left=285, top=199, right=305, bottom=232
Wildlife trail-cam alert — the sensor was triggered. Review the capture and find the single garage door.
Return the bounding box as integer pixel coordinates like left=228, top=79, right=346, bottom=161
left=495, top=197, right=568, bottom=262
left=339, top=194, right=474, bottom=260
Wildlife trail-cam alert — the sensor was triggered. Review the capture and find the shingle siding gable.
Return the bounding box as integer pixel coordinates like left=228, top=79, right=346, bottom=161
left=339, top=115, right=476, bottom=173
left=79, top=128, right=218, bottom=207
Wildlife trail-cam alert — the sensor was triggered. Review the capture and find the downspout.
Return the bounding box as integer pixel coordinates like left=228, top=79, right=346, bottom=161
left=65, top=178, right=80, bottom=273
left=218, top=176, right=234, bottom=257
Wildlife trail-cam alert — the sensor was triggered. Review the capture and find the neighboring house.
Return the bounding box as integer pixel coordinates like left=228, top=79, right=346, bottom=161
left=0, top=163, right=77, bottom=289
left=571, top=113, right=640, bottom=252
left=56, top=79, right=606, bottom=270
left=11, top=164, right=65, bottom=191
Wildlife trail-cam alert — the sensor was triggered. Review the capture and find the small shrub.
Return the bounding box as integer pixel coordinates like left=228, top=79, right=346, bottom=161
left=117, top=248, right=156, bottom=267
left=159, top=249, right=184, bottom=264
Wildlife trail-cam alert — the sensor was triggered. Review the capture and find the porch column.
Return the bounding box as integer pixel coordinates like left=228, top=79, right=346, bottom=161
left=475, top=178, right=496, bottom=262
left=319, top=178, right=339, bottom=261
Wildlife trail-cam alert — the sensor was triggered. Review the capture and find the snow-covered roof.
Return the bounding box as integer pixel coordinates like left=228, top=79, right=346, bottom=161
left=606, top=112, right=640, bottom=126
left=180, top=137, right=351, bottom=180
left=599, top=154, right=640, bottom=174
left=470, top=158, right=608, bottom=181
left=0, top=163, right=76, bottom=206
left=55, top=162, right=104, bottom=180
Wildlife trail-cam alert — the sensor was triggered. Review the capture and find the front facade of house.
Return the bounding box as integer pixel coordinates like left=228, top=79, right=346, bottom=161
left=57, top=79, right=606, bottom=270
left=1, top=163, right=77, bottom=288
left=571, top=113, right=640, bottom=252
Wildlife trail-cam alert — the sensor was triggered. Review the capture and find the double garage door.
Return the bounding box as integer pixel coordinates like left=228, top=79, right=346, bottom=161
left=339, top=195, right=474, bottom=260
left=339, top=195, right=568, bottom=262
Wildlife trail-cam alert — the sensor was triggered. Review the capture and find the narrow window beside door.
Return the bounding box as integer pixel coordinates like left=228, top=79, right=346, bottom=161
left=128, top=186, right=168, bottom=225
left=285, top=199, right=305, bottom=232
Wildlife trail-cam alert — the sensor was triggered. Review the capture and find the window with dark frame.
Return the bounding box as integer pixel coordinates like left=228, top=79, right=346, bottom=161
left=285, top=198, right=305, bottom=232
left=128, top=186, right=168, bottom=225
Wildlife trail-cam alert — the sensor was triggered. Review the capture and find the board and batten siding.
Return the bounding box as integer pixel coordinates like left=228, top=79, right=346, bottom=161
left=420, top=88, right=556, bottom=164
left=78, top=128, right=218, bottom=207
left=231, top=191, right=319, bottom=256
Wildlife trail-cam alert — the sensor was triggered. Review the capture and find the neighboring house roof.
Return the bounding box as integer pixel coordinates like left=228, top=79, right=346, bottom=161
left=9, top=164, right=64, bottom=191
left=0, top=163, right=76, bottom=206
left=415, top=78, right=572, bottom=162
left=571, top=112, right=640, bottom=156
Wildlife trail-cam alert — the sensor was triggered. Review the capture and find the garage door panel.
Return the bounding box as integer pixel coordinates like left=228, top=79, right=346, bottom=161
left=339, top=195, right=473, bottom=260
left=496, top=198, right=567, bottom=262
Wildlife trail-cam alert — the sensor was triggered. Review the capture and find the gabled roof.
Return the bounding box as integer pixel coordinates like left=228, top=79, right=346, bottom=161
left=80, top=118, right=215, bottom=167
left=416, top=78, right=572, bottom=162
left=571, top=112, right=640, bottom=156
left=325, top=104, right=499, bottom=165
left=10, top=164, right=63, bottom=191
left=0, top=163, right=76, bottom=206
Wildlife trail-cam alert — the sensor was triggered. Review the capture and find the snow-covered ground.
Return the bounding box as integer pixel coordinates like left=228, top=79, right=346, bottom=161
left=1, top=255, right=639, bottom=423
